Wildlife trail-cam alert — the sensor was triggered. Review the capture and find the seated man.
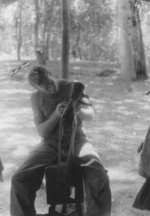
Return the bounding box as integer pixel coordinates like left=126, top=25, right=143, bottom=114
left=0, top=157, right=4, bottom=182
left=10, top=66, right=111, bottom=216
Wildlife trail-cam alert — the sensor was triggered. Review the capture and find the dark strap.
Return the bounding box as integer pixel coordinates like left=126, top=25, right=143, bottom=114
left=58, top=114, right=77, bottom=164
left=57, top=82, right=84, bottom=183
left=58, top=114, right=77, bottom=183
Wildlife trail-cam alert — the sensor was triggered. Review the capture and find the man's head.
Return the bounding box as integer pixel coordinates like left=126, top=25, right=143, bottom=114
left=28, top=66, right=58, bottom=93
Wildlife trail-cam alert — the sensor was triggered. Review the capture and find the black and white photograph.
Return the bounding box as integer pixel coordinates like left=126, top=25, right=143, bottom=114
left=1, top=0, right=150, bottom=216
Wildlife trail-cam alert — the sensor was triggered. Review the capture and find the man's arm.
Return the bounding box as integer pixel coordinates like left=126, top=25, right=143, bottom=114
left=31, top=93, right=67, bottom=138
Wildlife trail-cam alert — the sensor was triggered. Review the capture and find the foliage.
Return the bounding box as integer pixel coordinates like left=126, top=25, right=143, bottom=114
left=140, top=1, right=150, bottom=64
left=70, top=0, right=118, bottom=61
left=0, top=0, right=118, bottom=62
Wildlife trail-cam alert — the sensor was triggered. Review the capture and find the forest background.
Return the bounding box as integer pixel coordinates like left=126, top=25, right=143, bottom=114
left=1, top=0, right=150, bottom=216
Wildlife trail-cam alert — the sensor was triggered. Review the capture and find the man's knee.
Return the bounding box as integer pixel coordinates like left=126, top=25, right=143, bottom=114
left=11, top=172, right=19, bottom=186
left=85, top=161, right=111, bottom=191
left=11, top=168, right=23, bottom=186
left=95, top=168, right=110, bottom=188
left=97, top=164, right=110, bottom=188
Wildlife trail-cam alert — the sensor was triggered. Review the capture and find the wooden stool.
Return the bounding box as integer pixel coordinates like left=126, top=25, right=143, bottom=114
left=45, top=164, right=84, bottom=216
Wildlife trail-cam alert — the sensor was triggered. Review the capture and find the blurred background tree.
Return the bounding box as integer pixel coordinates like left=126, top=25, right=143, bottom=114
left=0, top=0, right=118, bottom=62
left=1, top=0, right=150, bottom=81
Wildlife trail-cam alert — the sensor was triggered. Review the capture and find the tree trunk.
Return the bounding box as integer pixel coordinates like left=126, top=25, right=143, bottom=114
left=35, top=48, right=46, bottom=65
left=118, top=0, right=148, bottom=82
left=41, top=0, right=48, bottom=61
left=34, top=0, right=46, bottom=65
left=118, top=0, right=135, bottom=82
left=45, top=0, right=56, bottom=60
left=16, top=0, right=22, bottom=61
left=61, top=0, right=70, bottom=80
left=130, top=1, right=148, bottom=80
left=72, top=24, right=82, bottom=60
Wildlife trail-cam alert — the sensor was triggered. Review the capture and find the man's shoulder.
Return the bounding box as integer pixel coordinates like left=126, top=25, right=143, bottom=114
left=30, top=90, right=41, bottom=101
left=58, top=79, right=73, bottom=90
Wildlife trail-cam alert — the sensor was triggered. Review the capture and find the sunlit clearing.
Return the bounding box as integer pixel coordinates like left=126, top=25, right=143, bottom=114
left=109, top=167, right=138, bottom=181
left=3, top=162, right=18, bottom=176
left=0, top=88, right=31, bottom=94
left=0, top=123, right=16, bottom=129
left=1, top=181, right=11, bottom=192
left=11, top=145, right=30, bottom=157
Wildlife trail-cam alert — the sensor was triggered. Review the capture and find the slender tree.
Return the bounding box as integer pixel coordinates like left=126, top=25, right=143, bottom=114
left=15, top=0, right=22, bottom=60
left=131, top=0, right=148, bottom=80
left=118, top=0, right=136, bottom=81
left=34, top=0, right=46, bottom=65
left=44, top=0, right=56, bottom=60
left=118, top=0, right=148, bottom=81
left=61, top=0, right=70, bottom=80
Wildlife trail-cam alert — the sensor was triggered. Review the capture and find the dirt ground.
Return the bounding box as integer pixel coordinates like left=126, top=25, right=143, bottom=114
left=1, top=60, right=150, bottom=216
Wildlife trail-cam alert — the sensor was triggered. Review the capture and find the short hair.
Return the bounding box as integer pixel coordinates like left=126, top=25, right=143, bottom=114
left=28, top=66, right=52, bottom=88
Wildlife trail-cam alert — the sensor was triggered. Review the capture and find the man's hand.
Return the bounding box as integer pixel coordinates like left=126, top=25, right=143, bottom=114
left=55, top=102, right=68, bottom=116
left=75, top=104, right=81, bottom=114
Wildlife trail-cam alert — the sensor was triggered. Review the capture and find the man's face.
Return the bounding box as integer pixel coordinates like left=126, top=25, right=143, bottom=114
left=29, top=67, right=59, bottom=94
left=35, top=73, right=58, bottom=94
left=45, top=73, right=58, bottom=94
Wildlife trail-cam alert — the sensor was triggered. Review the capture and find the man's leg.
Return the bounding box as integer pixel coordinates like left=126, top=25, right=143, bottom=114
left=76, top=143, right=111, bottom=216
left=84, top=161, right=111, bottom=216
left=10, top=143, right=57, bottom=216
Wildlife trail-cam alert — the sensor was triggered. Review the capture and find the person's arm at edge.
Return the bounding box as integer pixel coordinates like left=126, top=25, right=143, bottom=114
left=0, top=157, right=4, bottom=182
